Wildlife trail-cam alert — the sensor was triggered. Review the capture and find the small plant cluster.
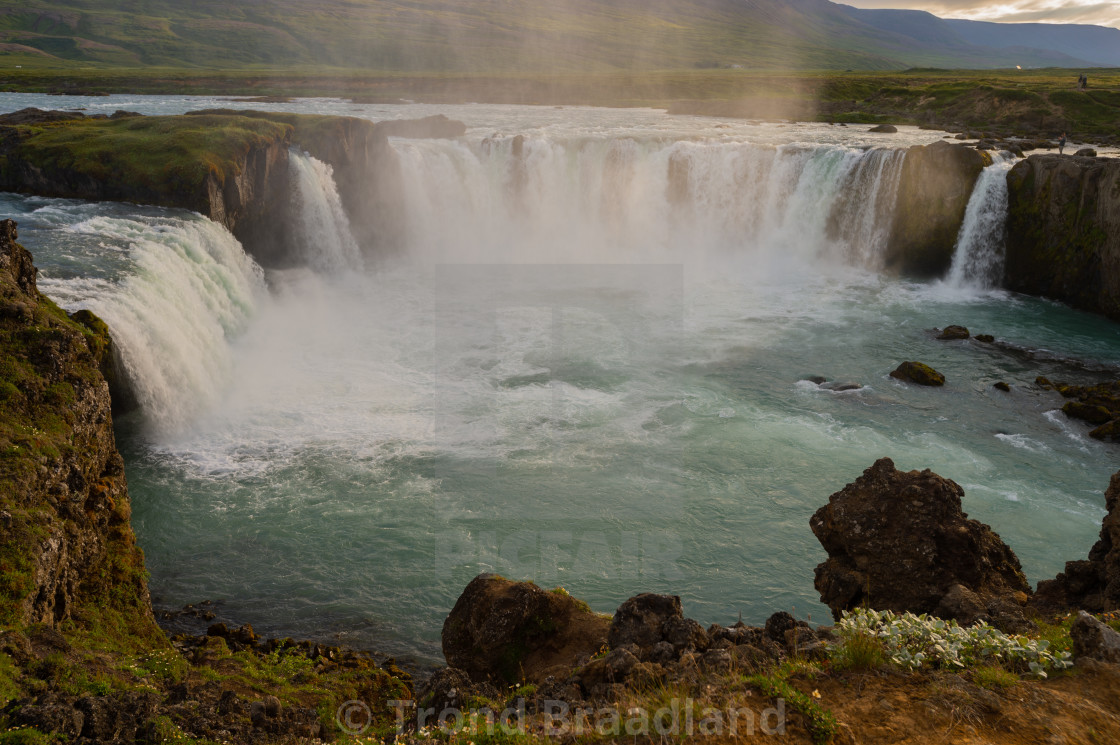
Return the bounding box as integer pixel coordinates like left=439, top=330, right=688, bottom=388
left=837, top=608, right=1073, bottom=678
left=746, top=661, right=838, bottom=745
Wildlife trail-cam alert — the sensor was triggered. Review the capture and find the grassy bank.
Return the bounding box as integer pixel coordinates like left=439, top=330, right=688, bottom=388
left=2, top=66, right=1118, bottom=141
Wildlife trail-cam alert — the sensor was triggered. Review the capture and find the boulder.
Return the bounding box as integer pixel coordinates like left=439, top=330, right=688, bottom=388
left=608, top=593, right=683, bottom=651
left=1070, top=611, right=1120, bottom=663
left=1075, top=148, right=1098, bottom=158
left=889, top=361, right=945, bottom=386
left=442, top=574, right=609, bottom=685
left=936, top=325, right=970, bottom=340
left=886, top=141, right=986, bottom=276
left=1033, top=472, right=1120, bottom=614
left=1005, top=155, right=1120, bottom=321
left=810, top=458, right=1032, bottom=630
left=869, top=124, right=898, bottom=133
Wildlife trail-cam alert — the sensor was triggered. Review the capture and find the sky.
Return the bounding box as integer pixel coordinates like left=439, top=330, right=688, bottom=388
left=840, top=1, right=1120, bottom=29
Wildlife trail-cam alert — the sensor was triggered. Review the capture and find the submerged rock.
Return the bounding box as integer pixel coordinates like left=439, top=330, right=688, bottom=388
left=890, top=361, right=946, bottom=386
left=442, top=574, right=609, bottom=685
left=1042, top=379, right=1120, bottom=441
left=936, top=325, right=970, bottom=340
left=810, top=458, right=1031, bottom=631
left=1033, top=472, right=1120, bottom=614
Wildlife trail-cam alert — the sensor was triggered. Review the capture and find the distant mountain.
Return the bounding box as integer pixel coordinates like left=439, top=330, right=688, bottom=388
left=0, top=0, right=1114, bottom=72
left=942, top=19, right=1120, bottom=67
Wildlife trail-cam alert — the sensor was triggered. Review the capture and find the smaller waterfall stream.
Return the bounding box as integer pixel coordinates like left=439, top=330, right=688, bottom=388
left=289, top=150, right=362, bottom=273
left=946, top=155, right=1015, bottom=289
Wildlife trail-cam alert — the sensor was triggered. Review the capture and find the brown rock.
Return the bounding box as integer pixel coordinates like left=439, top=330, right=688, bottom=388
left=890, top=361, right=946, bottom=386
left=937, top=325, right=970, bottom=340
left=607, top=593, right=683, bottom=651
left=442, top=574, right=609, bottom=685
left=810, top=458, right=1031, bottom=630
left=1071, top=611, right=1120, bottom=663
left=1033, top=472, right=1120, bottom=614
left=886, top=141, right=986, bottom=276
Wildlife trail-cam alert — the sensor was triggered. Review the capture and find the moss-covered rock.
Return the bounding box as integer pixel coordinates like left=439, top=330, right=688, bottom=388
left=442, top=574, right=610, bottom=685
left=937, top=325, right=970, bottom=340
left=889, top=361, right=946, bottom=386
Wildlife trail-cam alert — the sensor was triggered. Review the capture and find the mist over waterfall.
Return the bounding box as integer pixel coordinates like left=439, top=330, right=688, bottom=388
left=391, top=137, right=907, bottom=272
left=946, top=155, right=1015, bottom=290
left=289, top=150, right=362, bottom=273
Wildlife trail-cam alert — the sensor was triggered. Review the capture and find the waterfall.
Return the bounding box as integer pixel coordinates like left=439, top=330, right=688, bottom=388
left=389, top=136, right=907, bottom=271
left=289, top=149, right=363, bottom=273
left=40, top=214, right=266, bottom=436
left=945, top=155, right=1014, bottom=289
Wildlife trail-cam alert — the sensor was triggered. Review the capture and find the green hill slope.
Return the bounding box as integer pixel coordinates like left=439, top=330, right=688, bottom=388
left=0, top=0, right=1106, bottom=72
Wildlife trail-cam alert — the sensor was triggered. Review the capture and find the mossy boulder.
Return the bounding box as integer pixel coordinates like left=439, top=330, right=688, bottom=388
left=442, top=574, right=610, bottom=685
left=890, top=361, right=946, bottom=386
left=936, top=325, right=970, bottom=340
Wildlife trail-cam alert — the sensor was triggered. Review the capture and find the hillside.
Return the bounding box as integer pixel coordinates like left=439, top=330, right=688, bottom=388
left=0, top=0, right=1115, bottom=72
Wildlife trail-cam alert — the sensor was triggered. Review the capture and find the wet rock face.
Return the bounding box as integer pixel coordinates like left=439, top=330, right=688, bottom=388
left=442, top=574, right=609, bottom=685
left=1005, top=154, right=1120, bottom=322
left=1034, top=472, right=1120, bottom=614
left=810, top=458, right=1031, bottom=631
left=886, top=141, right=986, bottom=277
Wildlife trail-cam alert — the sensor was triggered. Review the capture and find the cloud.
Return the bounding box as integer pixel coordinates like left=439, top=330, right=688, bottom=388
left=840, top=1, right=1120, bottom=29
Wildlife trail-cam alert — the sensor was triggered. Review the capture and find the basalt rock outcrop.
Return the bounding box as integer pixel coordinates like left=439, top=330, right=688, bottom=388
left=885, top=141, right=987, bottom=277
left=1033, top=472, right=1120, bottom=615
left=810, top=458, right=1032, bottom=631
left=442, top=574, right=610, bottom=685
left=1005, top=154, right=1120, bottom=321
left=0, top=218, right=150, bottom=627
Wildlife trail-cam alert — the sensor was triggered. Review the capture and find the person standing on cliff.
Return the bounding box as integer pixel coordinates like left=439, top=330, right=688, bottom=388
left=1059, top=132, right=1067, bottom=155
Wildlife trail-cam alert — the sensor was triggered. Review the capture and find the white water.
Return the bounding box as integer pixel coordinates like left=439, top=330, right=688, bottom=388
left=394, top=137, right=906, bottom=272
left=38, top=214, right=266, bottom=437
left=946, top=155, right=1015, bottom=290
left=289, top=150, right=362, bottom=273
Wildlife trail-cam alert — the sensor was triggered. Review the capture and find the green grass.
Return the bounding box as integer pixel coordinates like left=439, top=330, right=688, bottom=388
left=746, top=663, right=839, bottom=745
left=2, top=114, right=291, bottom=200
